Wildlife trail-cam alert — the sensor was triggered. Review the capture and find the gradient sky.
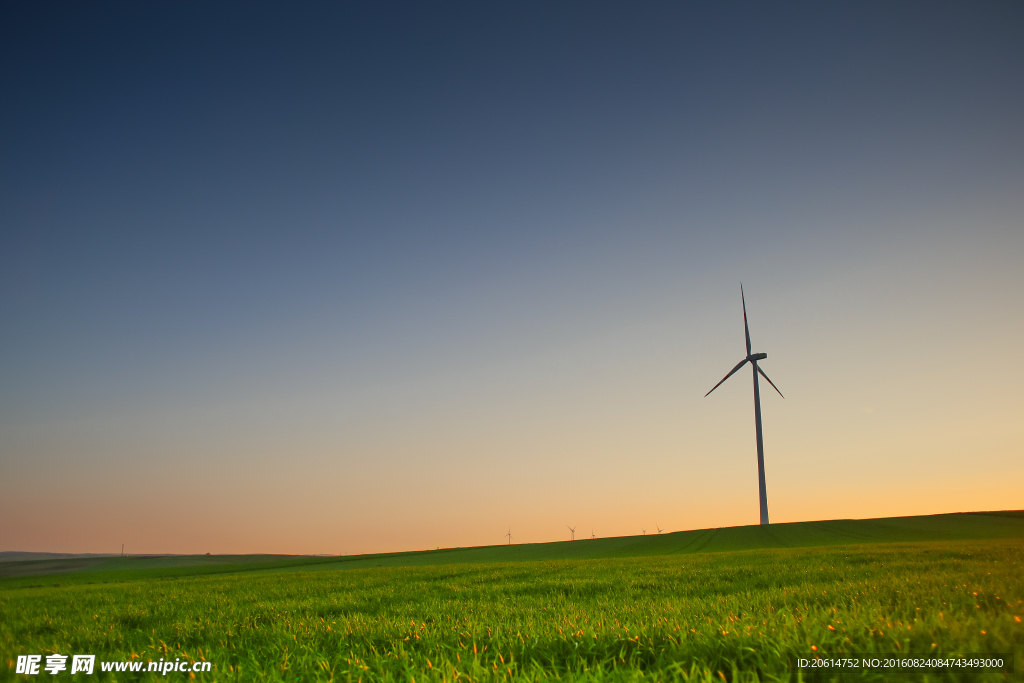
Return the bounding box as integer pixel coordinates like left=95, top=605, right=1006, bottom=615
left=2, top=2, right=1022, bottom=556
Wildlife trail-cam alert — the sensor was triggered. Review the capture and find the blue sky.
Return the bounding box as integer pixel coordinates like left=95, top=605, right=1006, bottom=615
left=2, top=2, right=1022, bottom=554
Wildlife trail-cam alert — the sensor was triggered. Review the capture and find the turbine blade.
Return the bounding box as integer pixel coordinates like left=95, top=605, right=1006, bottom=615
left=741, top=284, right=751, bottom=357
left=756, top=365, right=784, bottom=398
left=705, top=359, right=749, bottom=397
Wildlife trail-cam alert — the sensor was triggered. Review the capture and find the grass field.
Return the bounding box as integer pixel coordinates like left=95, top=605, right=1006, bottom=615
left=4, top=512, right=1023, bottom=590
left=2, top=513, right=1023, bottom=682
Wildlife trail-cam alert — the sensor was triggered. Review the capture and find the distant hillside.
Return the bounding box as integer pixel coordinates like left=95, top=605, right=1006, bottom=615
left=0, top=552, right=121, bottom=561
left=2, top=510, right=1021, bottom=587
left=295, top=509, right=1024, bottom=571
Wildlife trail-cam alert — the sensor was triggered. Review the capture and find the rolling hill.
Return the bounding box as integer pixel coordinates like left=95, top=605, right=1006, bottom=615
left=2, top=510, right=1022, bottom=589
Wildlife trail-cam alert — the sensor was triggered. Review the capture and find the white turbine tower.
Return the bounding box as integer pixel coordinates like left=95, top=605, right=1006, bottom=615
left=705, top=284, right=784, bottom=525
left=505, top=528, right=512, bottom=545
left=567, top=526, right=576, bottom=541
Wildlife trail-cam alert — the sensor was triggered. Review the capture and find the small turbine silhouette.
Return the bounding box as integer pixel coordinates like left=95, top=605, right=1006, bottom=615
left=567, top=525, right=576, bottom=541
left=657, top=525, right=663, bottom=534
left=505, top=528, right=512, bottom=545
left=706, top=284, right=784, bottom=525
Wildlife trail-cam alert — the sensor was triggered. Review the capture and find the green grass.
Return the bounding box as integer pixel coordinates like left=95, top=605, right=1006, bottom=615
left=0, top=556, right=348, bottom=591
left=2, top=514, right=1023, bottom=682
left=4, top=512, right=1024, bottom=590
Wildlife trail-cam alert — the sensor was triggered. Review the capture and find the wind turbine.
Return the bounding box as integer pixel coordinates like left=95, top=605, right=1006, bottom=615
left=641, top=528, right=646, bottom=535
left=567, top=525, right=576, bottom=541
left=705, top=284, right=784, bottom=525
left=657, top=525, right=663, bottom=534
left=505, top=528, right=512, bottom=545
left=591, top=529, right=595, bottom=539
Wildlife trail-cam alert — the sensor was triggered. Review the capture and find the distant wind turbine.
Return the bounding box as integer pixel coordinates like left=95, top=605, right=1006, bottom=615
left=641, top=528, right=646, bottom=535
left=505, top=528, right=512, bottom=545
left=657, top=525, right=663, bottom=534
left=705, top=284, right=784, bottom=525
left=567, top=525, right=576, bottom=541
left=591, top=529, right=595, bottom=539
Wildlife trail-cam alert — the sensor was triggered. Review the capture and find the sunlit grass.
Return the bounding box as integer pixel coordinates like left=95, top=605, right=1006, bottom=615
left=2, top=541, right=1022, bottom=682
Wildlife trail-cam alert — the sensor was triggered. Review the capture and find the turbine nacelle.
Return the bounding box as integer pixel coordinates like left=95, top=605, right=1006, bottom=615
left=748, top=353, right=767, bottom=361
